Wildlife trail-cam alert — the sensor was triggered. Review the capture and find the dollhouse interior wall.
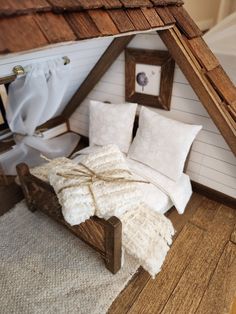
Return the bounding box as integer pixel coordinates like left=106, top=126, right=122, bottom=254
left=0, top=31, right=235, bottom=198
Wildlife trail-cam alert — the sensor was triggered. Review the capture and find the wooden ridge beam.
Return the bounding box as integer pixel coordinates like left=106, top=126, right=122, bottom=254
left=62, top=35, right=134, bottom=118
left=159, top=27, right=236, bottom=156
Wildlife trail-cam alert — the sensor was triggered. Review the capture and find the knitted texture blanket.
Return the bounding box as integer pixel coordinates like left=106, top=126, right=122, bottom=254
left=32, top=145, right=175, bottom=277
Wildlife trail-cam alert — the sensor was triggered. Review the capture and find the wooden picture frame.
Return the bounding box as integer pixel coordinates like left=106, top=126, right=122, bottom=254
left=125, top=48, right=175, bottom=110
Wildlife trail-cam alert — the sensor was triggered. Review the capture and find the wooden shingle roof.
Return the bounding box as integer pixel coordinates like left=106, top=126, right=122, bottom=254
left=0, top=0, right=185, bottom=54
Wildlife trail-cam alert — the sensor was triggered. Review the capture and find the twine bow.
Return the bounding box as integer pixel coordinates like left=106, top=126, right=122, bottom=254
left=56, top=163, right=149, bottom=213
left=57, top=163, right=149, bottom=191
left=40, top=154, right=150, bottom=214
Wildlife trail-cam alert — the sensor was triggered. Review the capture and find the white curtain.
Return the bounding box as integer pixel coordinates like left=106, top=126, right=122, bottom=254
left=204, top=12, right=236, bottom=84
left=0, top=59, right=79, bottom=175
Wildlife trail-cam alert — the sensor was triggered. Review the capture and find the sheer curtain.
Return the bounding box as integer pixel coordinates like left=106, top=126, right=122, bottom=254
left=0, top=59, right=79, bottom=175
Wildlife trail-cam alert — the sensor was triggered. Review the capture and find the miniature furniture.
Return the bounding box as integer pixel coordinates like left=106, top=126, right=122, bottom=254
left=15, top=119, right=140, bottom=274
left=16, top=137, right=122, bottom=274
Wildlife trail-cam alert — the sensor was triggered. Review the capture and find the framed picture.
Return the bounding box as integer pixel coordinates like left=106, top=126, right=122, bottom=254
left=0, top=85, right=8, bottom=131
left=125, top=48, right=175, bottom=110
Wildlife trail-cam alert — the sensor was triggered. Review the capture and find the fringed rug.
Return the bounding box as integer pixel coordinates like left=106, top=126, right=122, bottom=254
left=0, top=202, right=139, bottom=314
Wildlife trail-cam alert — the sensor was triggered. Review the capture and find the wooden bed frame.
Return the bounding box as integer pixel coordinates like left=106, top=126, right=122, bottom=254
left=16, top=145, right=122, bottom=274
left=15, top=117, right=142, bottom=274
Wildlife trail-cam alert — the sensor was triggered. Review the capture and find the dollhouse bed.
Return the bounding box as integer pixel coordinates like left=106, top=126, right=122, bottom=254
left=0, top=61, right=200, bottom=276
left=16, top=144, right=181, bottom=275
left=16, top=102, right=201, bottom=276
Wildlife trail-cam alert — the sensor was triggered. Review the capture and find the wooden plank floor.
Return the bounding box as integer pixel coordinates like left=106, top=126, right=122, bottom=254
left=109, top=193, right=236, bottom=314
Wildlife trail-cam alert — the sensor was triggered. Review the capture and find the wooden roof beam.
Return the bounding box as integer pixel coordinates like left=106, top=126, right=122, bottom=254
left=62, top=35, right=134, bottom=118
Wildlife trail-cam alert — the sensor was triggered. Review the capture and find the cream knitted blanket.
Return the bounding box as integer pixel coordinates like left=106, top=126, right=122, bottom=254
left=32, top=145, right=174, bottom=277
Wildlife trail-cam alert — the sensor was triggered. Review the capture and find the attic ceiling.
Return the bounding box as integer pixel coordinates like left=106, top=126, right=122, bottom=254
left=0, top=0, right=184, bottom=54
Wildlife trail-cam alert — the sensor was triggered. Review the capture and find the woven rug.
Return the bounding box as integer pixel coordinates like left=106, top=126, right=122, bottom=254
left=0, top=202, right=139, bottom=314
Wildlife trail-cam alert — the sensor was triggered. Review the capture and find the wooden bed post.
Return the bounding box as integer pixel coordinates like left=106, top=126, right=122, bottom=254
left=105, top=216, right=122, bottom=274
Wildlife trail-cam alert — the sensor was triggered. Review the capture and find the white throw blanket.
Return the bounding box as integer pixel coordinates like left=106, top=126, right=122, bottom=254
left=31, top=145, right=175, bottom=277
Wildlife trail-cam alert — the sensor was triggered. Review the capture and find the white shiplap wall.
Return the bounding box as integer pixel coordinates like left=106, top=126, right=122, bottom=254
left=70, top=33, right=236, bottom=198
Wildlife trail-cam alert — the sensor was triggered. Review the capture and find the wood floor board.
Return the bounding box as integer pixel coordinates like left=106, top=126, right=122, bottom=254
left=109, top=193, right=204, bottom=314
left=126, top=223, right=204, bottom=314
left=110, top=198, right=236, bottom=314
left=108, top=267, right=150, bottom=314
left=189, top=197, right=220, bottom=231
left=108, top=193, right=205, bottom=314
left=230, top=297, right=236, bottom=314
left=159, top=205, right=236, bottom=314
left=167, top=193, right=205, bottom=238
left=195, top=242, right=236, bottom=314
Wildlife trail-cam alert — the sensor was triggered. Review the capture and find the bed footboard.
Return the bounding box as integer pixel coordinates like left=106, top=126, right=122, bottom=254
left=16, top=163, right=122, bottom=274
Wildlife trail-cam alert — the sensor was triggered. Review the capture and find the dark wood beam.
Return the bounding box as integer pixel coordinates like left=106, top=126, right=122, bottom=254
left=62, top=35, right=135, bottom=118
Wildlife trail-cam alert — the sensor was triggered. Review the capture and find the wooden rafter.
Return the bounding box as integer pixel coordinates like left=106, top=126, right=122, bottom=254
left=62, top=35, right=134, bottom=118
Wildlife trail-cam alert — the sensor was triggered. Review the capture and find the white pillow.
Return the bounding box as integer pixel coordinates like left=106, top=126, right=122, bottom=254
left=128, top=107, right=202, bottom=181
left=89, top=100, right=137, bottom=153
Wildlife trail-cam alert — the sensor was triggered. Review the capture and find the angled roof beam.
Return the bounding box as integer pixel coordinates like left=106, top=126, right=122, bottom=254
left=159, top=26, right=236, bottom=156
left=62, top=35, right=134, bottom=118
